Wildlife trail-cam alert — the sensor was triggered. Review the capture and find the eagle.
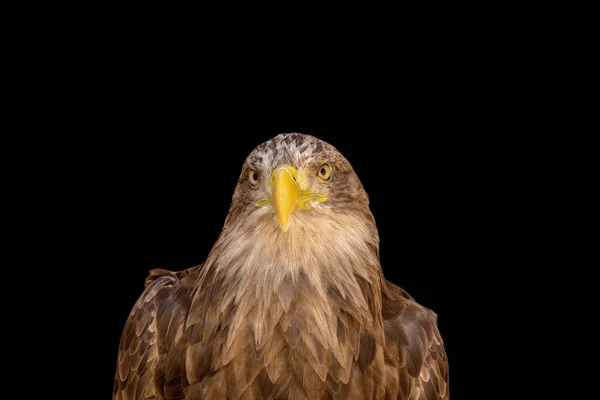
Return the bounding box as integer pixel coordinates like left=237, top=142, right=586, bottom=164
left=114, top=133, right=449, bottom=399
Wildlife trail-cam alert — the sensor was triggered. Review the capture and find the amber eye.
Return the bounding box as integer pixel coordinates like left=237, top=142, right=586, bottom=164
left=249, top=169, right=260, bottom=186
left=317, top=164, right=331, bottom=180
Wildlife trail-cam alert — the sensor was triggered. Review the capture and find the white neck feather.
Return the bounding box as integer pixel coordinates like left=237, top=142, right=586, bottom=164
left=202, top=206, right=379, bottom=300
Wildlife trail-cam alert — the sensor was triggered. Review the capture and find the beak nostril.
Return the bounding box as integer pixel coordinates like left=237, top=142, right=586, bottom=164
left=271, top=165, right=299, bottom=185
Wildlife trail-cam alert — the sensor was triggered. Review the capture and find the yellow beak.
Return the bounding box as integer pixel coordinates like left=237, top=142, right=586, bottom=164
left=271, top=165, right=301, bottom=232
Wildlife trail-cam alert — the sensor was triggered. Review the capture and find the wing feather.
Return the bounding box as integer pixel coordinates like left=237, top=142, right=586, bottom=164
left=113, top=267, right=198, bottom=400
left=383, top=280, right=449, bottom=399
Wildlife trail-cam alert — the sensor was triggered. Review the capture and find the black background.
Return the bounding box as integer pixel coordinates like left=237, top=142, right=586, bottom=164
left=17, top=12, right=561, bottom=397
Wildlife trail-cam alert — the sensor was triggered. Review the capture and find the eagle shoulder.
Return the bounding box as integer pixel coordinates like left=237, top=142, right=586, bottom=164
left=382, top=280, right=449, bottom=399
left=114, top=266, right=199, bottom=400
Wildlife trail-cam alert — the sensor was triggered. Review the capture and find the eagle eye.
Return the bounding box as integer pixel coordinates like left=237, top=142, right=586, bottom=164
left=249, top=169, right=260, bottom=186
left=317, top=164, right=331, bottom=180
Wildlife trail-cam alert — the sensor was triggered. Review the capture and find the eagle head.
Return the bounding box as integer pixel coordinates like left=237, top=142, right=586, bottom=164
left=230, top=133, right=373, bottom=234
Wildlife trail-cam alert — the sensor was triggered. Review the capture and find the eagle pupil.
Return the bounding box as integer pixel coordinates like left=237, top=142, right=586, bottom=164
left=320, top=168, right=326, bottom=175
left=252, top=172, right=259, bottom=182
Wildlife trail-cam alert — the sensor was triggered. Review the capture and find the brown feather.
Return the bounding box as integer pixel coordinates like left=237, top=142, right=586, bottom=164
left=358, top=333, right=376, bottom=373
left=382, top=279, right=449, bottom=399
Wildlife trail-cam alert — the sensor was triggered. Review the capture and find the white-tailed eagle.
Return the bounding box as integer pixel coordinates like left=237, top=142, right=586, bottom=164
left=114, top=133, right=449, bottom=399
